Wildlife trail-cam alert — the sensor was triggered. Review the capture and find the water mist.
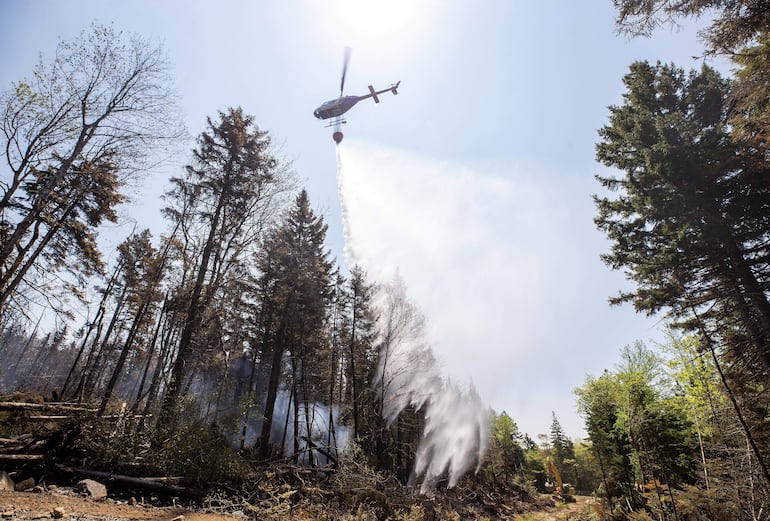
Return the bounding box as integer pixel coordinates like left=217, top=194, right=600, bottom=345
left=336, top=145, right=489, bottom=492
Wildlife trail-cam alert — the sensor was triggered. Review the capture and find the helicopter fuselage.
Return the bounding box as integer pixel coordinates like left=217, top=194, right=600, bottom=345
left=313, top=96, right=362, bottom=120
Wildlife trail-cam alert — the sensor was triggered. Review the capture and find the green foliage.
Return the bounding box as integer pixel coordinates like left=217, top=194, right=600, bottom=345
left=663, top=333, right=724, bottom=437
left=0, top=23, right=181, bottom=323
left=485, top=411, right=525, bottom=483
left=576, top=341, right=700, bottom=514
left=549, top=412, right=574, bottom=482
left=595, top=59, right=770, bottom=378
left=154, top=420, right=249, bottom=484
left=613, top=0, right=770, bottom=54
left=594, top=29, right=770, bottom=514
left=571, top=440, right=603, bottom=494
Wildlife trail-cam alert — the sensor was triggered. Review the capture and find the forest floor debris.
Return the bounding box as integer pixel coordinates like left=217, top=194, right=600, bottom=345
left=0, top=398, right=553, bottom=520
left=0, top=489, right=238, bottom=520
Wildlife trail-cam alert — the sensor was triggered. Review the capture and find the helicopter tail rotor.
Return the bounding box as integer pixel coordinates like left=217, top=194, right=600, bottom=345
left=340, top=47, right=351, bottom=96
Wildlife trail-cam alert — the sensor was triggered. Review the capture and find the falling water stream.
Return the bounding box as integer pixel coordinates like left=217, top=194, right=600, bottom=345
left=335, top=145, right=489, bottom=492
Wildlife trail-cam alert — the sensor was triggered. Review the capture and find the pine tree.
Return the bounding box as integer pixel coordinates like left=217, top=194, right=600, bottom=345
left=549, top=412, right=571, bottom=480
left=98, top=229, right=164, bottom=414
left=612, top=0, right=770, bottom=54
left=257, top=190, right=333, bottom=459
left=160, top=107, right=282, bottom=426
left=345, top=265, right=378, bottom=441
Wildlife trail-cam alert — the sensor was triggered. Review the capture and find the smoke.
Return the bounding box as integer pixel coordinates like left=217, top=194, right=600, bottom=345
left=181, top=356, right=349, bottom=463
left=237, top=388, right=349, bottom=463
left=336, top=144, right=489, bottom=492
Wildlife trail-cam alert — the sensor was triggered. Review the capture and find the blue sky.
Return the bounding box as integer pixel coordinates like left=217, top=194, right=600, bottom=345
left=0, top=1, right=728, bottom=438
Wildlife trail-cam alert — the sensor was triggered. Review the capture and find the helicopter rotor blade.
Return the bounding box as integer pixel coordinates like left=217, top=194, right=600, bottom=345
left=340, top=47, right=351, bottom=96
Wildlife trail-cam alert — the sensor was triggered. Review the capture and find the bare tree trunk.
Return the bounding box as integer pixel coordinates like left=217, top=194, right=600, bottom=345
left=239, top=295, right=273, bottom=450
left=280, top=382, right=294, bottom=458
left=327, top=322, right=337, bottom=453
left=99, top=296, right=154, bottom=415
left=132, top=293, right=168, bottom=410
left=61, top=304, right=106, bottom=399
left=292, top=363, right=300, bottom=462
left=160, top=188, right=227, bottom=424
left=211, top=349, right=230, bottom=422
left=259, top=291, right=295, bottom=457
left=77, top=285, right=128, bottom=402
left=138, top=306, right=179, bottom=432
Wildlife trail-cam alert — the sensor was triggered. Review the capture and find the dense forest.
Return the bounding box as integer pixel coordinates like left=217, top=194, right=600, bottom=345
left=2, top=1, right=770, bottom=520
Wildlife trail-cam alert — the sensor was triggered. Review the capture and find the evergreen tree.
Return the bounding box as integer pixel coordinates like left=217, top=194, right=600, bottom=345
left=488, top=411, right=524, bottom=481
left=98, top=229, right=164, bottom=414
left=612, top=0, right=770, bottom=54
left=160, top=108, right=282, bottom=425
left=345, top=265, right=378, bottom=441
left=730, top=34, right=770, bottom=148
left=549, top=412, right=574, bottom=483
left=258, top=189, right=333, bottom=459
left=595, top=61, right=770, bottom=379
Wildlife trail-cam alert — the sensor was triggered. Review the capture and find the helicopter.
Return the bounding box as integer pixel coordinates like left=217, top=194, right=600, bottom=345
left=314, top=48, right=400, bottom=144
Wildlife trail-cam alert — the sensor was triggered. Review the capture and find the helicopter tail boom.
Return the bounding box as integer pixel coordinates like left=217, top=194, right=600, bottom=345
left=361, top=81, right=401, bottom=103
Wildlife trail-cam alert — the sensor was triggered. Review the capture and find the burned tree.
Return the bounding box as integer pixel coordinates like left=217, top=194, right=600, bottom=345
left=159, top=108, right=287, bottom=426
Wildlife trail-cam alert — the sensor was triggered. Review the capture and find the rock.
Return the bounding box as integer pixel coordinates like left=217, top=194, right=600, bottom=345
left=169, top=516, right=185, bottom=521
left=47, top=484, right=57, bottom=491
left=31, top=485, right=45, bottom=493
left=77, top=479, right=107, bottom=499
left=51, top=506, right=65, bottom=518
left=0, top=471, right=13, bottom=492
left=128, top=497, right=137, bottom=506
left=0, top=511, right=14, bottom=518
left=15, top=477, right=35, bottom=491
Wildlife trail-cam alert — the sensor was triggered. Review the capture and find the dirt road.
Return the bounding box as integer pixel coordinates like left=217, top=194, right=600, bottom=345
left=519, top=495, right=596, bottom=520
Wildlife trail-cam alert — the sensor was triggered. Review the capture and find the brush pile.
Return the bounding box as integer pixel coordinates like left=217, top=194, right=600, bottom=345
left=0, top=396, right=546, bottom=520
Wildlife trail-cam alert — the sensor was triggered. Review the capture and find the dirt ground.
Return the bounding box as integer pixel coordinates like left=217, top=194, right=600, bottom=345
left=519, top=495, right=597, bottom=520
left=0, top=490, right=241, bottom=521
left=0, top=489, right=597, bottom=520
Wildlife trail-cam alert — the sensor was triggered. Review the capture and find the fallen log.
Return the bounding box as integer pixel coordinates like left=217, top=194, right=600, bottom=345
left=0, top=402, right=96, bottom=413
left=54, top=464, right=205, bottom=498
left=0, top=454, right=45, bottom=461
left=300, top=436, right=339, bottom=467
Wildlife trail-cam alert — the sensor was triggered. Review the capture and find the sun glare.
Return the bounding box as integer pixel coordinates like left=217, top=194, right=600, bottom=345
left=328, top=0, right=431, bottom=46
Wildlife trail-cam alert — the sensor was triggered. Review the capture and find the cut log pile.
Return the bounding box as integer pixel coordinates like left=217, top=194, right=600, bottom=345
left=0, top=400, right=204, bottom=501
left=0, top=401, right=85, bottom=462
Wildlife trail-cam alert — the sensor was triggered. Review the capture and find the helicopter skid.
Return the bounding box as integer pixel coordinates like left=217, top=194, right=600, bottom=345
left=324, top=119, right=346, bottom=128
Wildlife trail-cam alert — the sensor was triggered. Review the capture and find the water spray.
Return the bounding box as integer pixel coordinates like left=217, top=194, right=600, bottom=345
left=336, top=145, right=489, bottom=492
